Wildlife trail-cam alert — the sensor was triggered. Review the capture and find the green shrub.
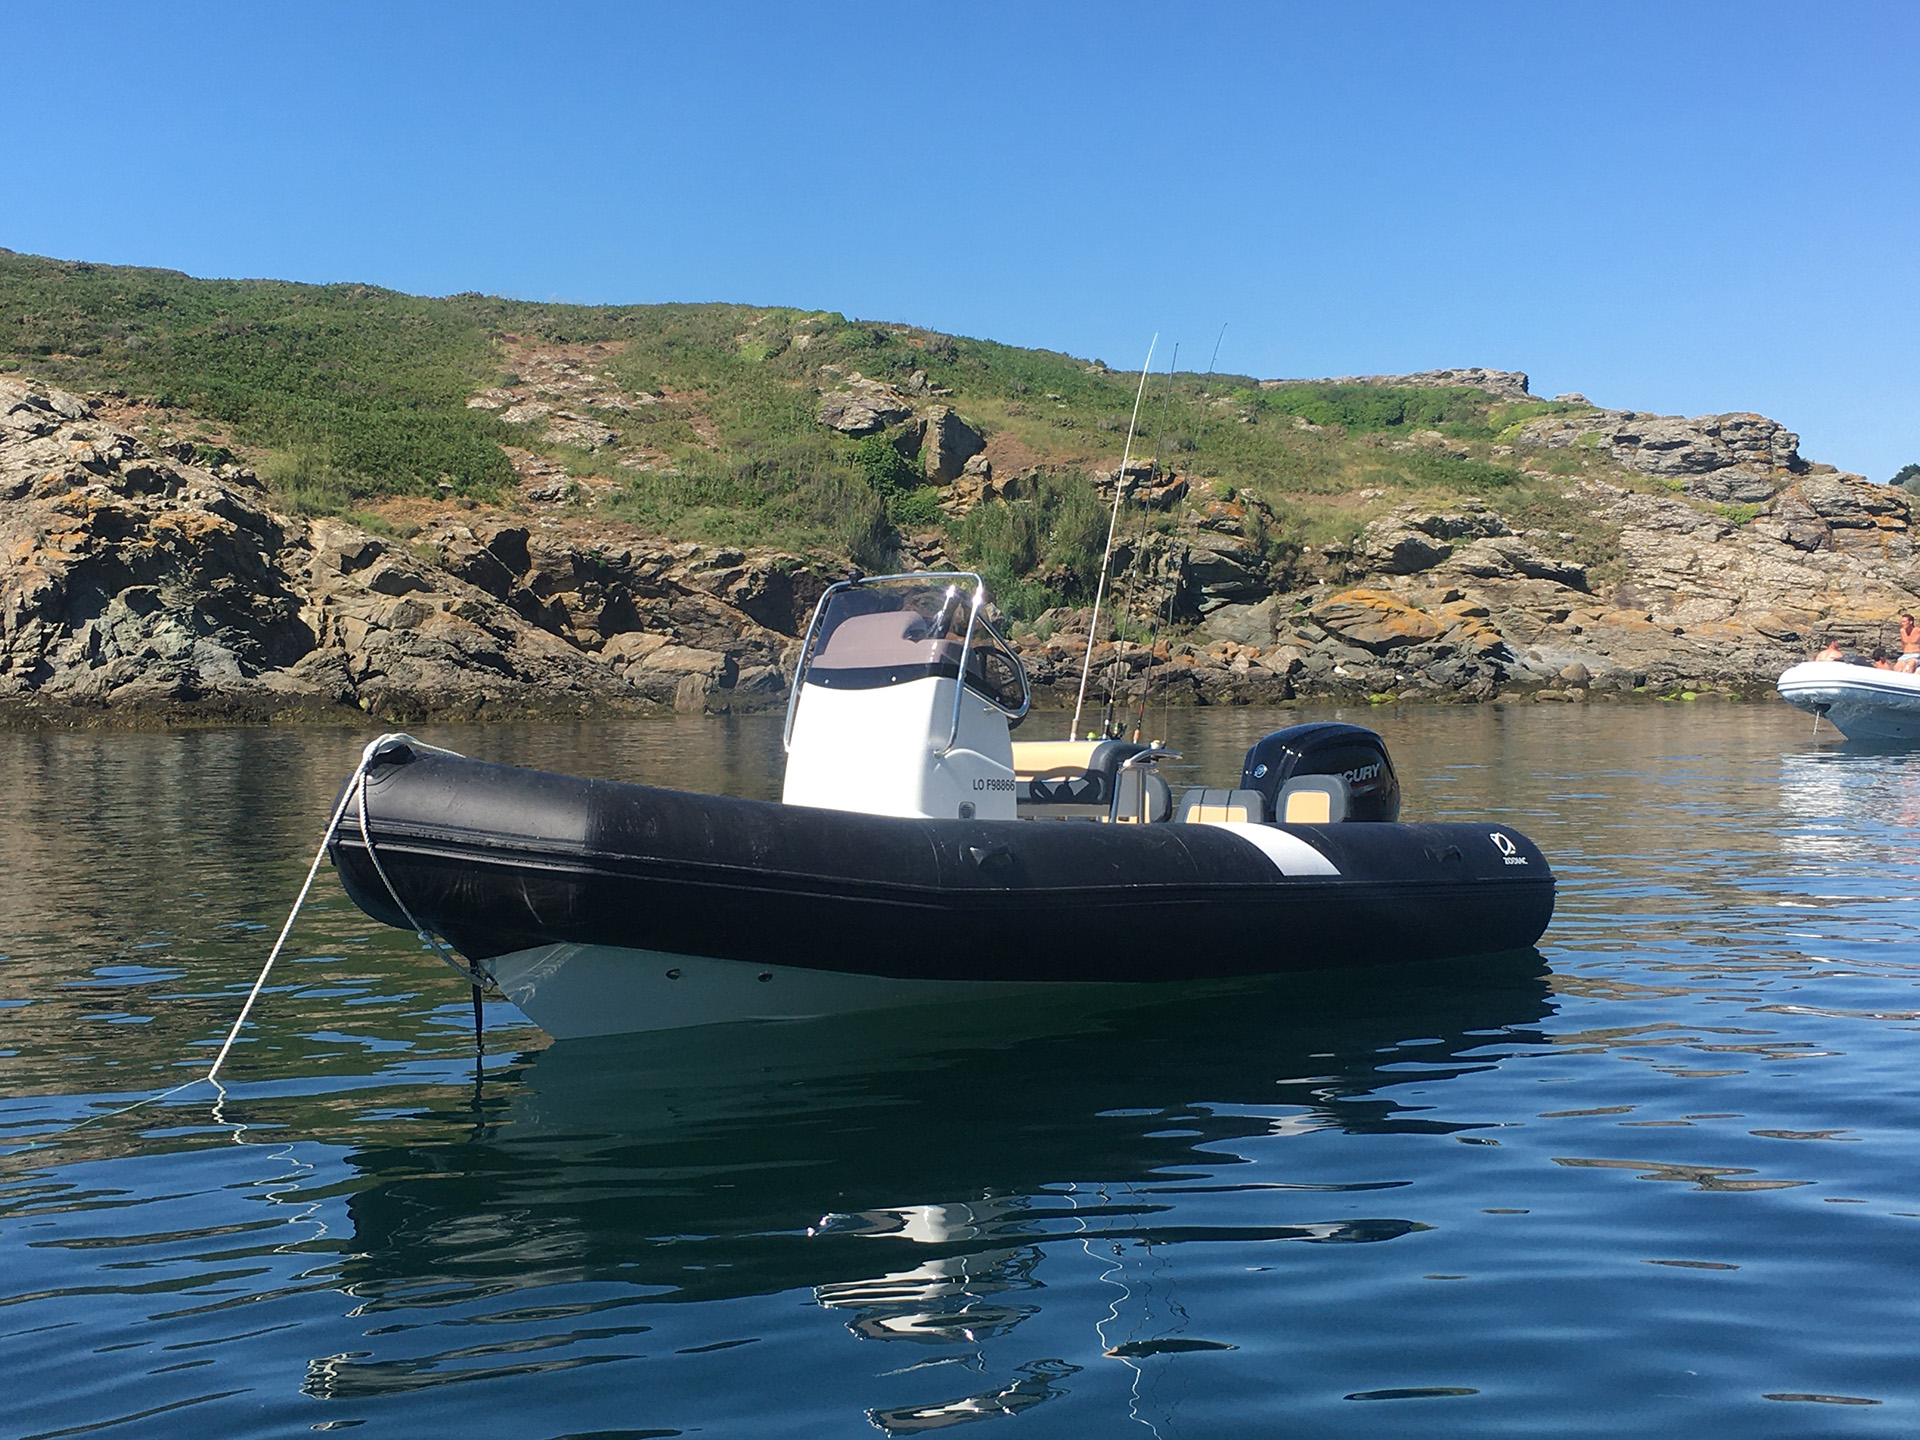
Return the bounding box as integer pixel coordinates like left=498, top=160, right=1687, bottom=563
left=1395, top=449, right=1521, bottom=491
left=0, top=250, right=1683, bottom=589
left=951, top=470, right=1110, bottom=618
left=1258, top=384, right=1489, bottom=434
left=887, top=485, right=944, bottom=529
left=848, top=432, right=921, bottom=494
left=260, top=447, right=359, bottom=515
left=0, top=252, right=513, bottom=498
left=611, top=436, right=892, bottom=566
left=844, top=432, right=947, bottom=532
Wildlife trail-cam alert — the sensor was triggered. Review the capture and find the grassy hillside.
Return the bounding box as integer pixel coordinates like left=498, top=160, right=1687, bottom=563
left=0, top=248, right=1622, bottom=618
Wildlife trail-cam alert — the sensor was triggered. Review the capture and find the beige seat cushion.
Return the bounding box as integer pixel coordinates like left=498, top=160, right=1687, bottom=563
left=1010, top=740, right=1105, bottom=782
left=1176, top=788, right=1266, bottom=824
left=1276, top=774, right=1350, bottom=824
left=1282, top=788, right=1333, bottom=824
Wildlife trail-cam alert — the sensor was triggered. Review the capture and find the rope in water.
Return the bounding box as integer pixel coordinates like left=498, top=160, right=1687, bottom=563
left=203, top=750, right=380, bottom=1085
left=37, top=733, right=470, bottom=1143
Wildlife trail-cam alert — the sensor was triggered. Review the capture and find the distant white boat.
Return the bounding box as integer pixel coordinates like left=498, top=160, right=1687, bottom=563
left=1778, top=660, right=1920, bottom=740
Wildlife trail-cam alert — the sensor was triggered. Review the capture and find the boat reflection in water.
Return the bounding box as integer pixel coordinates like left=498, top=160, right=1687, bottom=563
left=1777, top=743, right=1920, bottom=870
left=316, top=956, right=1550, bottom=1432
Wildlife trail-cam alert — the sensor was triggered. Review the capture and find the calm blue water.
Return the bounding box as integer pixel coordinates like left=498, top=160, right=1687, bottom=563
left=4, top=703, right=1919, bottom=1437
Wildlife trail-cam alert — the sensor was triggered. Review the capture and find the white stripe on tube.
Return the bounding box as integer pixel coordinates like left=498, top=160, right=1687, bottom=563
left=1203, top=821, right=1341, bottom=876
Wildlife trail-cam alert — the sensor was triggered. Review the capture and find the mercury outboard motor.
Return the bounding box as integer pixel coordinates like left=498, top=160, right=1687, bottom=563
left=1240, top=722, right=1400, bottom=822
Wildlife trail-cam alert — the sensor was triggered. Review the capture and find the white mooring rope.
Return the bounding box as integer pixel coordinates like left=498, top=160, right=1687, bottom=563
left=39, top=733, right=462, bottom=1143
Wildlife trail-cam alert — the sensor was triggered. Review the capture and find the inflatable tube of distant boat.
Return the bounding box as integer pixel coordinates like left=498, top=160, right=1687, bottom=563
left=329, top=742, right=1554, bottom=988
left=1778, top=660, right=1920, bottom=741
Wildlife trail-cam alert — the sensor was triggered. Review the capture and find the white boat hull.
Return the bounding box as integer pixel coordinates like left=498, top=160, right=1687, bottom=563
left=1778, top=660, right=1920, bottom=740
left=484, top=942, right=1035, bottom=1038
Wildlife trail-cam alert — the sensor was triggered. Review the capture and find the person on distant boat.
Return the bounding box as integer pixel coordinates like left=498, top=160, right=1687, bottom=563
left=1896, top=613, right=1920, bottom=672
left=1871, top=648, right=1896, bottom=670
left=1814, top=640, right=1846, bottom=662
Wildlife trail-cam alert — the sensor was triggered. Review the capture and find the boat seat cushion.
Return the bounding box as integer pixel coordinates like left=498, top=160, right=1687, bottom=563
left=1113, top=768, right=1173, bottom=824
left=1021, top=770, right=1108, bottom=805
left=1014, top=738, right=1152, bottom=807
left=1277, top=774, right=1351, bottom=824
left=1176, top=788, right=1267, bottom=824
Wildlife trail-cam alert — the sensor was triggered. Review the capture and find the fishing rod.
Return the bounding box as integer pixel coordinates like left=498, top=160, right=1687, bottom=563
left=1069, top=337, right=1156, bottom=740
left=1128, top=348, right=1188, bottom=741
left=1134, top=324, right=1227, bottom=739
left=1107, top=344, right=1179, bottom=740
left=1137, top=567, right=1178, bottom=743
left=1203, top=323, right=1227, bottom=386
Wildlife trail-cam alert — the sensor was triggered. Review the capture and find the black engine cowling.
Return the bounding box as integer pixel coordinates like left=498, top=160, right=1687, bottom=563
left=1239, top=722, right=1401, bottom=822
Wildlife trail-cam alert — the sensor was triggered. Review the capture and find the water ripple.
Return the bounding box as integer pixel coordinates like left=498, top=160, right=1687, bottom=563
left=5, top=708, right=1920, bottom=1436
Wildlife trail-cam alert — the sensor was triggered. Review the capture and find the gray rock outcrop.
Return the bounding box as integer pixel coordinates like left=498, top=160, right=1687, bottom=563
left=1356, top=502, right=1509, bottom=573
left=939, top=455, right=1030, bottom=518
left=543, top=414, right=620, bottom=451
left=918, top=405, right=986, bottom=482
left=1201, top=598, right=1283, bottom=649
left=816, top=376, right=915, bottom=436
left=1177, top=534, right=1269, bottom=612
left=0, top=379, right=827, bottom=723
left=1013, top=473, right=1920, bottom=711
left=5, top=359, right=1916, bottom=723
left=1518, top=409, right=1805, bottom=501
left=1260, top=368, right=1532, bottom=401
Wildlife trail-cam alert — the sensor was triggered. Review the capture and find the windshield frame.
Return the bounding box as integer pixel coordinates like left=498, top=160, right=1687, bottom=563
left=783, top=571, right=1031, bottom=753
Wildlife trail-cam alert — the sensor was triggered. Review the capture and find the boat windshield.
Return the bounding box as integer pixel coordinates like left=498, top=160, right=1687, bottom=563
left=800, top=575, right=1029, bottom=714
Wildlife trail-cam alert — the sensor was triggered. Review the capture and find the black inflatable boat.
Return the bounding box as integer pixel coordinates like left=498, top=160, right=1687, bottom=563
left=329, top=572, right=1554, bottom=1037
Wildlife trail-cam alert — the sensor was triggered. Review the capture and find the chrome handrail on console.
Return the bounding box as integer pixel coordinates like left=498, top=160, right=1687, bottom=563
left=1109, top=746, right=1183, bottom=825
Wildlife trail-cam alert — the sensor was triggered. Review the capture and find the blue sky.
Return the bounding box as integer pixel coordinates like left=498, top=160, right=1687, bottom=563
left=7, top=2, right=1916, bottom=477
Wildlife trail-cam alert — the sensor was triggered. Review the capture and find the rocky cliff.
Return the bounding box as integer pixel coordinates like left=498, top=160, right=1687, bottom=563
left=3, top=369, right=1913, bottom=726
left=1154, top=469, right=1917, bottom=706
left=0, top=378, right=825, bottom=723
